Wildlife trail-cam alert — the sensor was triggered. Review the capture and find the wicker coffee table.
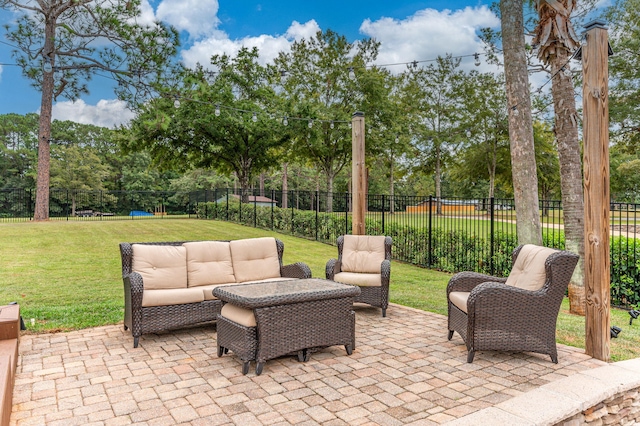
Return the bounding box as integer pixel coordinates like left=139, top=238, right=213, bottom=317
left=213, top=278, right=360, bottom=375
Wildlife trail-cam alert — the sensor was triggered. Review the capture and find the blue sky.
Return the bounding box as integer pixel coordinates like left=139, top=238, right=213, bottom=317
left=0, top=0, right=498, bottom=127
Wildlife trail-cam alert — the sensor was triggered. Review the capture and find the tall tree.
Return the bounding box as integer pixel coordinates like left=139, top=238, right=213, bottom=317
left=533, top=0, right=585, bottom=314
left=124, top=47, right=289, bottom=199
left=274, top=30, right=390, bottom=211
left=500, top=0, right=543, bottom=245
left=402, top=55, right=467, bottom=212
left=2, top=0, right=179, bottom=220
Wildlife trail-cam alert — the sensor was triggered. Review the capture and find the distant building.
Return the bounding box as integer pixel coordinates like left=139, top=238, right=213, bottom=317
left=215, top=194, right=277, bottom=208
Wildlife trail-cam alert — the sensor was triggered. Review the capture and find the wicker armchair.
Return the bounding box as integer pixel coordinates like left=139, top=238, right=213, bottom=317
left=447, top=244, right=579, bottom=363
left=326, top=235, right=392, bottom=317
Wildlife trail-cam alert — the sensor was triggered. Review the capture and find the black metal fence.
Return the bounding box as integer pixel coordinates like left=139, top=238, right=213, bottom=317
left=0, top=188, right=195, bottom=221
left=3, top=187, right=640, bottom=306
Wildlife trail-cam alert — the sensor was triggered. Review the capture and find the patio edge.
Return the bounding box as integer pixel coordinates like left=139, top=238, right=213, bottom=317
left=444, top=358, right=640, bottom=426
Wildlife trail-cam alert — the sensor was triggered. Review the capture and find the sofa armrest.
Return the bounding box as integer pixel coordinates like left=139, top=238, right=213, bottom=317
left=123, top=272, right=144, bottom=331
left=281, top=262, right=312, bottom=279
left=325, top=259, right=341, bottom=280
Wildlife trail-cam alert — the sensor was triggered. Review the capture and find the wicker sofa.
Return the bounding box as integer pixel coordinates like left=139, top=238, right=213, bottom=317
left=119, top=237, right=311, bottom=348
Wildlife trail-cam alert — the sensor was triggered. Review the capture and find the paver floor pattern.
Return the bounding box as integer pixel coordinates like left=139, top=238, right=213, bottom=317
left=11, top=304, right=606, bottom=425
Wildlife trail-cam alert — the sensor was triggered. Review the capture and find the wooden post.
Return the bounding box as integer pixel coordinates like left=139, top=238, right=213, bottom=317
left=351, top=112, right=366, bottom=235
left=582, top=20, right=611, bottom=362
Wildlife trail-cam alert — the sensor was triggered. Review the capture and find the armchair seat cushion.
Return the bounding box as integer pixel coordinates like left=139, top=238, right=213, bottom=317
left=334, top=272, right=381, bottom=287
left=449, top=291, right=469, bottom=313
left=142, top=288, right=204, bottom=307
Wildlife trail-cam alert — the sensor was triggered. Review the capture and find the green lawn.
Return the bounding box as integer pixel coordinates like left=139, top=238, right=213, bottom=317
left=0, top=218, right=636, bottom=361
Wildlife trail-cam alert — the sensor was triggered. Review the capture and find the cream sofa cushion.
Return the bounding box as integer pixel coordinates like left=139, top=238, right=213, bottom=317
left=132, top=244, right=187, bottom=290
left=196, top=283, right=236, bottom=300
left=230, top=237, right=281, bottom=282
left=341, top=235, right=386, bottom=274
left=449, top=291, right=470, bottom=313
left=334, top=271, right=381, bottom=287
left=183, top=241, right=236, bottom=287
left=506, top=244, right=559, bottom=291
left=221, top=303, right=256, bottom=327
left=142, top=288, right=204, bottom=307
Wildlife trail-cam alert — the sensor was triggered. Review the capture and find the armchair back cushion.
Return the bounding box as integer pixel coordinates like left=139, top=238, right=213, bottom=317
left=183, top=241, right=236, bottom=286
left=132, top=244, right=187, bottom=290
left=341, top=235, right=386, bottom=274
left=505, top=244, right=559, bottom=291
left=230, top=237, right=281, bottom=282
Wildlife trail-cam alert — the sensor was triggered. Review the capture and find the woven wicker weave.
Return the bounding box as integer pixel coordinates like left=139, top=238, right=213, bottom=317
left=119, top=239, right=312, bottom=348
left=214, top=279, right=360, bottom=375
left=446, top=245, right=579, bottom=363
left=326, top=235, right=392, bottom=317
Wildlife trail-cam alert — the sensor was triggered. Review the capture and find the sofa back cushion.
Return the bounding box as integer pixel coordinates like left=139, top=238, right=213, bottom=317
left=506, top=244, right=558, bottom=291
left=132, top=244, right=187, bottom=289
left=230, top=237, right=281, bottom=282
left=183, top=241, right=236, bottom=287
left=341, top=235, right=386, bottom=274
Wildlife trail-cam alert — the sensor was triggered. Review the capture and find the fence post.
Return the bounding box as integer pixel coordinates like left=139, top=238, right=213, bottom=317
left=490, top=197, right=495, bottom=275
left=66, top=189, right=69, bottom=221
left=315, top=190, right=319, bottom=241
left=271, top=189, right=275, bottom=230
left=428, top=196, right=433, bottom=268
left=225, top=188, right=229, bottom=221
left=291, top=191, right=294, bottom=234
left=382, top=194, right=386, bottom=235
left=254, top=193, right=257, bottom=228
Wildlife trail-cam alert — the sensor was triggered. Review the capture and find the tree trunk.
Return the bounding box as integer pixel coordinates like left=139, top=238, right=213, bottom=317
left=551, top=49, right=586, bottom=315
left=326, top=172, right=334, bottom=213
left=500, top=0, right=542, bottom=245
left=34, top=18, right=57, bottom=221
left=282, top=162, right=288, bottom=209
left=259, top=173, right=265, bottom=197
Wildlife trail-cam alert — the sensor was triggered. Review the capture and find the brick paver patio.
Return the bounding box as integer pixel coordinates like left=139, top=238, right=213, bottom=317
left=10, top=304, right=606, bottom=425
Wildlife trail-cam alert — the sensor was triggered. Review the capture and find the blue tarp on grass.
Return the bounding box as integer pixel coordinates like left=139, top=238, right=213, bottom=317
left=129, top=210, right=154, bottom=216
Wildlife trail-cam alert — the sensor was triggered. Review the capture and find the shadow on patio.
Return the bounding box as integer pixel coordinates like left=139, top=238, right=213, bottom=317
left=10, top=304, right=618, bottom=425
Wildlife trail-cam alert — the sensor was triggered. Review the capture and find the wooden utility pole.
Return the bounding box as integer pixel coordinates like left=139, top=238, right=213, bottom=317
left=582, top=20, right=611, bottom=362
left=351, top=112, right=366, bottom=235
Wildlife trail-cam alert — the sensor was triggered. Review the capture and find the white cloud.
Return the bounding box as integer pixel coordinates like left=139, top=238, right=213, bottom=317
left=0, top=65, right=3, bottom=82
left=181, top=20, right=321, bottom=69
left=156, top=0, right=220, bottom=37
left=135, top=0, right=158, bottom=27
left=360, top=6, right=500, bottom=73
left=51, top=99, right=135, bottom=129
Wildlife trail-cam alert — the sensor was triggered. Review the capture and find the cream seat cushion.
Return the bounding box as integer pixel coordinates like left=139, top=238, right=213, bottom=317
left=230, top=237, right=281, bottom=283
left=142, top=288, right=204, bottom=307
left=341, top=235, right=386, bottom=273
left=132, top=244, right=187, bottom=290
left=220, top=304, right=256, bottom=327
left=449, top=292, right=470, bottom=313
left=195, top=283, right=236, bottom=300
left=183, top=241, right=236, bottom=287
left=333, top=272, right=381, bottom=287
left=506, top=244, right=559, bottom=291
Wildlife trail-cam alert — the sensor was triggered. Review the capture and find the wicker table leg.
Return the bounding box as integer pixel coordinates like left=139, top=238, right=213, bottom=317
left=216, top=314, right=257, bottom=375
